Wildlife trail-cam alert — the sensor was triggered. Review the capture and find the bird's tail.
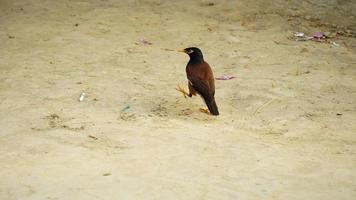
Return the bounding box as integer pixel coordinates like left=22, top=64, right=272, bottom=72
left=205, top=98, right=219, bottom=116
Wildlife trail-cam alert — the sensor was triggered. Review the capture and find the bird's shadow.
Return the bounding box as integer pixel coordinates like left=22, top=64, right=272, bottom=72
left=148, top=96, right=217, bottom=122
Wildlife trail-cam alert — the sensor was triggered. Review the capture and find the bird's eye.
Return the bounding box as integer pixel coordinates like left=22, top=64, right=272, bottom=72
left=186, top=49, right=194, bottom=54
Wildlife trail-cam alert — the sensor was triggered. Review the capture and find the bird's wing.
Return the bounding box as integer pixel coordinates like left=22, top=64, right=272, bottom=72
left=188, top=76, right=213, bottom=102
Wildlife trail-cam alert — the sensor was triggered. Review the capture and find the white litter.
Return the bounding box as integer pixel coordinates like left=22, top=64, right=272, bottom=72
left=331, top=41, right=340, bottom=47
left=294, top=32, right=305, bottom=37
left=79, top=92, right=86, bottom=102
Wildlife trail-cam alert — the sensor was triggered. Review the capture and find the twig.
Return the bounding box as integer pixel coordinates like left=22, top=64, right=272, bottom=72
left=253, top=98, right=276, bottom=115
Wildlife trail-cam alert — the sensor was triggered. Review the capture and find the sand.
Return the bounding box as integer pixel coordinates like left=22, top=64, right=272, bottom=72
left=0, top=0, right=355, bottom=199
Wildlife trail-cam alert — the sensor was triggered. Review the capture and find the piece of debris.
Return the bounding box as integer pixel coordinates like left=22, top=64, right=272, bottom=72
left=313, top=32, right=325, bottom=40
left=74, top=23, right=79, bottom=27
left=331, top=41, right=340, bottom=47
left=161, top=48, right=174, bottom=51
left=121, top=105, right=131, bottom=112
left=336, top=113, right=342, bottom=116
left=136, top=38, right=152, bottom=45
left=88, top=135, right=98, bottom=140
left=79, top=92, right=86, bottom=102
left=293, top=32, right=313, bottom=41
left=215, top=75, right=236, bottom=80
left=294, top=32, right=305, bottom=37
left=253, top=99, right=276, bottom=115
left=103, top=173, right=111, bottom=176
left=292, top=31, right=335, bottom=43
left=7, top=35, right=15, bottom=39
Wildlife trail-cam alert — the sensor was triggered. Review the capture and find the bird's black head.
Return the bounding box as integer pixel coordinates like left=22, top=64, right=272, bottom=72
left=178, top=47, right=204, bottom=64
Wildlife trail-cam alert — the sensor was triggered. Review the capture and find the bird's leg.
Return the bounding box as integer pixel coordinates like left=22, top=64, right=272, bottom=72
left=175, top=84, right=190, bottom=99
left=199, top=108, right=211, bottom=115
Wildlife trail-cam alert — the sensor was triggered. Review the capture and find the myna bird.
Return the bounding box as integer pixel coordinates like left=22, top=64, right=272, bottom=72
left=177, top=47, right=219, bottom=115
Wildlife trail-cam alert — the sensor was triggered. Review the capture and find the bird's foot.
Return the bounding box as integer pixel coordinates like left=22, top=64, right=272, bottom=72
left=199, top=108, right=211, bottom=115
left=175, top=84, right=189, bottom=99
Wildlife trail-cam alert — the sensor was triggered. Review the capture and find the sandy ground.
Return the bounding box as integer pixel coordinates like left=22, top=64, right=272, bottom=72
left=1, top=0, right=356, bottom=199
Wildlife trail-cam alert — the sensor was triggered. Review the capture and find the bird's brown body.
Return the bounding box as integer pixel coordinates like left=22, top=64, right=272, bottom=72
left=178, top=47, right=219, bottom=115
left=186, top=61, right=215, bottom=97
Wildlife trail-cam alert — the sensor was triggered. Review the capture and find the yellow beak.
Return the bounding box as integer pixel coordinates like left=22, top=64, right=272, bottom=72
left=178, top=48, right=186, bottom=53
